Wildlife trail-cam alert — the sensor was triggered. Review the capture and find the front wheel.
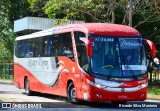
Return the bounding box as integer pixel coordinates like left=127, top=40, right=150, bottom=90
left=67, top=83, right=79, bottom=103
left=24, top=78, right=32, bottom=96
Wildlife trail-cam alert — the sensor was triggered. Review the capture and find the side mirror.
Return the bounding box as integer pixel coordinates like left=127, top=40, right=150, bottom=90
left=80, top=37, right=92, bottom=56
left=143, top=39, right=156, bottom=58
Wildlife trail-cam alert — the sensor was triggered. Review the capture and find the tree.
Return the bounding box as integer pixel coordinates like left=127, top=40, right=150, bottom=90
left=28, top=0, right=160, bottom=28
left=28, top=0, right=160, bottom=49
left=0, top=0, right=40, bottom=62
left=28, top=0, right=121, bottom=24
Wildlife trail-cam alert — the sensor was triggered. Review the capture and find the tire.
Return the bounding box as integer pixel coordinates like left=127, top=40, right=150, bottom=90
left=24, top=78, right=32, bottom=96
left=67, top=82, right=79, bottom=103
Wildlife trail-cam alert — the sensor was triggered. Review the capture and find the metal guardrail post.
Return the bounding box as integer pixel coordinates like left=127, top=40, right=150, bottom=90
left=0, top=62, right=14, bottom=80
left=4, top=63, right=6, bottom=79
left=8, top=63, right=10, bottom=79
left=0, top=63, right=1, bottom=79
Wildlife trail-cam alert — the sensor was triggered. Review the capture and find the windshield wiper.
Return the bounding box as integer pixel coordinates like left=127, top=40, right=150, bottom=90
left=107, top=60, right=117, bottom=80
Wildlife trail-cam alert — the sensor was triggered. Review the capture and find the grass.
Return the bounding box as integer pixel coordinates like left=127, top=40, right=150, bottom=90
left=0, top=79, right=13, bottom=82
left=0, top=75, right=13, bottom=83
left=148, top=85, right=160, bottom=95
left=0, top=96, right=13, bottom=102
left=0, top=75, right=13, bottom=81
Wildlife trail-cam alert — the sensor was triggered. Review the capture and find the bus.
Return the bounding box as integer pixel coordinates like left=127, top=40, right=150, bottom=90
left=14, top=23, right=156, bottom=103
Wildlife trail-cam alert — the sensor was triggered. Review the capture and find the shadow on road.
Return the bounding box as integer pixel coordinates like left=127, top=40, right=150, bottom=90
left=22, top=92, right=160, bottom=108
left=0, top=82, right=13, bottom=85
left=26, top=92, right=68, bottom=102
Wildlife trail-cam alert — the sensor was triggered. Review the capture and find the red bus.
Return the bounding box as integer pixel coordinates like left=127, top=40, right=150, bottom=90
left=14, top=23, right=156, bottom=103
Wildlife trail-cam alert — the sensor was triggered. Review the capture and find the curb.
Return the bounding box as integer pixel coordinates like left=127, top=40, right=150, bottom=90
left=0, top=80, right=13, bottom=85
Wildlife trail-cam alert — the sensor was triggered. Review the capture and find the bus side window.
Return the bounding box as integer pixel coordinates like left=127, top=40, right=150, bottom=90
left=74, top=31, right=88, bottom=71
left=15, top=41, right=20, bottom=57
left=46, top=37, right=52, bottom=57
left=50, top=34, right=62, bottom=56
left=42, top=37, right=49, bottom=57
left=20, top=40, right=25, bottom=57
left=61, top=32, right=74, bottom=61
left=80, top=44, right=88, bottom=72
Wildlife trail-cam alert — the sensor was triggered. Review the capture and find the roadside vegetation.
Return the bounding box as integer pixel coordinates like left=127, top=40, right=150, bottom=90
left=148, top=85, right=160, bottom=95
left=0, top=0, right=160, bottom=63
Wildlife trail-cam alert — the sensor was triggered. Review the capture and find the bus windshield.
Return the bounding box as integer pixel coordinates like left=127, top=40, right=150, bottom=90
left=90, top=36, right=147, bottom=79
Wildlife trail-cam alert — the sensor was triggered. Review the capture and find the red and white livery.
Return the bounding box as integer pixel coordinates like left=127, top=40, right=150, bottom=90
left=14, top=23, right=156, bottom=103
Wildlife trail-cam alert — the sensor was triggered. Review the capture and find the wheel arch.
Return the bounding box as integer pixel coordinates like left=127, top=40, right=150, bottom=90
left=67, top=80, right=74, bottom=89
left=66, top=79, right=74, bottom=95
left=24, top=76, right=28, bottom=88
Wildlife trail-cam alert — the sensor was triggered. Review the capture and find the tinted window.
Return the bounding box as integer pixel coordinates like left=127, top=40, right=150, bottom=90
left=61, top=32, right=74, bottom=60
left=15, top=32, right=74, bottom=61
left=74, top=32, right=88, bottom=69
left=50, top=34, right=62, bottom=56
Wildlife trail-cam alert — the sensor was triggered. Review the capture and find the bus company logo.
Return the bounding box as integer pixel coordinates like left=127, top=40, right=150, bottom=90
left=124, top=65, right=129, bottom=70
left=120, top=40, right=141, bottom=47
left=121, top=88, right=125, bottom=92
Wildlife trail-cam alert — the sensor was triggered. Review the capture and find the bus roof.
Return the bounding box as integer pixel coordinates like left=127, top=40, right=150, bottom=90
left=15, top=23, right=141, bottom=41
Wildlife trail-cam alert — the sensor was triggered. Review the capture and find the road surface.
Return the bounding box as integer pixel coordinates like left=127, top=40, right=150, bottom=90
left=0, top=81, right=160, bottom=111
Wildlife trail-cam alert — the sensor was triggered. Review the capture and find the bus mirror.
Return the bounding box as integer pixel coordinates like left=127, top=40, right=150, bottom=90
left=80, top=37, right=92, bottom=56
left=143, top=39, right=156, bottom=58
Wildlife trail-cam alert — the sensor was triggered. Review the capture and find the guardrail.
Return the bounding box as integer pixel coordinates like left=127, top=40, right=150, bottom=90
left=0, top=63, right=13, bottom=80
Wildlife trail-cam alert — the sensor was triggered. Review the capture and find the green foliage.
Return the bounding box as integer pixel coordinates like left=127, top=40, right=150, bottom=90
left=28, top=0, right=38, bottom=9
left=27, top=0, right=48, bottom=17
left=148, top=85, right=160, bottom=95
left=43, top=0, right=119, bottom=23
left=0, top=42, right=12, bottom=62
left=0, top=0, right=36, bottom=62
left=42, top=0, right=160, bottom=56
left=28, top=0, right=160, bottom=43
left=0, top=0, right=160, bottom=62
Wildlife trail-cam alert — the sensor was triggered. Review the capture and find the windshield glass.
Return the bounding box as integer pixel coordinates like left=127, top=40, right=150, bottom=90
left=90, top=36, right=147, bottom=78
left=90, top=37, right=121, bottom=77
left=119, top=38, right=147, bottom=77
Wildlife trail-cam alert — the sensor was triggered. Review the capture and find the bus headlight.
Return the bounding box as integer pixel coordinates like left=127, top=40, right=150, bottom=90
left=95, top=83, right=101, bottom=88
left=95, top=83, right=106, bottom=89
left=86, top=79, right=95, bottom=86
left=139, top=82, right=148, bottom=88
left=87, top=79, right=105, bottom=88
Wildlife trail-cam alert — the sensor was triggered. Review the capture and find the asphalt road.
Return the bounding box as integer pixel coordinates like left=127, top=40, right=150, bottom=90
left=0, top=81, right=160, bottom=111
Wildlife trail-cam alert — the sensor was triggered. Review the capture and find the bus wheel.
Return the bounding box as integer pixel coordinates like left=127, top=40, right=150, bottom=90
left=25, top=78, right=32, bottom=96
left=67, top=83, right=78, bottom=103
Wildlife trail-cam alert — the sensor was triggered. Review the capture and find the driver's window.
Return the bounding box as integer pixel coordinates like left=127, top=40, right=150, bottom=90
left=74, top=31, right=88, bottom=72
left=81, top=44, right=88, bottom=72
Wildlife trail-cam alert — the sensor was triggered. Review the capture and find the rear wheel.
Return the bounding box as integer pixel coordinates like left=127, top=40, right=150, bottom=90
left=24, top=78, right=32, bottom=96
left=67, top=83, right=79, bottom=103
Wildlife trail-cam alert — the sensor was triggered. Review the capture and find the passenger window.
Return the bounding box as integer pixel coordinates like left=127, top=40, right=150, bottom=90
left=50, top=32, right=74, bottom=61
left=62, top=32, right=74, bottom=61
left=50, top=34, right=62, bottom=56
left=15, top=32, right=74, bottom=60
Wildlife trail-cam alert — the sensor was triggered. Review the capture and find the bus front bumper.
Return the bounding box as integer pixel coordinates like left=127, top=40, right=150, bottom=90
left=93, top=88, right=146, bottom=102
